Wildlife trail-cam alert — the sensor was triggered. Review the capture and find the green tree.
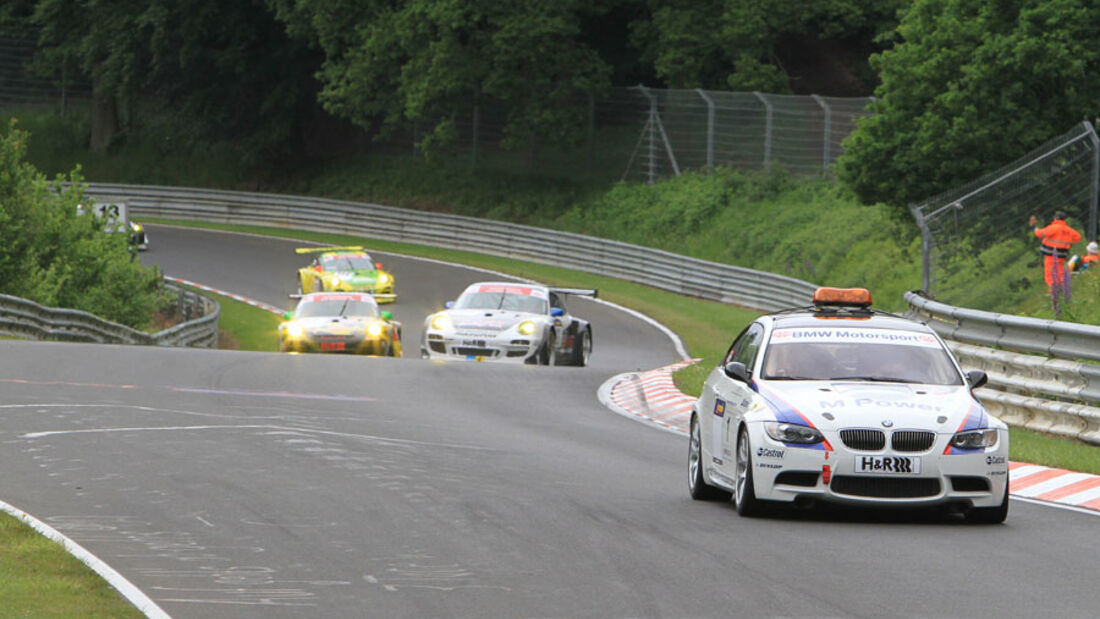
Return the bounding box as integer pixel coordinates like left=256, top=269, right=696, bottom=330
left=629, top=0, right=905, bottom=92
left=269, top=0, right=612, bottom=153
left=29, top=0, right=149, bottom=152
left=838, top=0, right=1100, bottom=210
left=17, top=0, right=319, bottom=163
left=0, top=121, right=164, bottom=328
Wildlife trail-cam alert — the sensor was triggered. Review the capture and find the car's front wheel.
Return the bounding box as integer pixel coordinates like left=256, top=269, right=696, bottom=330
left=735, top=426, right=764, bottom=517
left=965, top=480, right=1009, bottom=524
left=689, top=414, right=732, bottom=501
left=536, top=333, right=557, bottom=366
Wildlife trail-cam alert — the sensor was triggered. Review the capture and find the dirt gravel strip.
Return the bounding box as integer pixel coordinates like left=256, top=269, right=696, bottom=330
left=598, top=360, right=1100, bottom=515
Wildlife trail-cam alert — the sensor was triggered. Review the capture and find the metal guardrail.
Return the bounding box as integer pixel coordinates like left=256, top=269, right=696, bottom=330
left=0, top=283, right=219, bottom=348
left=81, top=182, right=819, bottom=313
left=71, top=182, right=1100, bottom=443
left=906, top=290, right=1100, bottom=444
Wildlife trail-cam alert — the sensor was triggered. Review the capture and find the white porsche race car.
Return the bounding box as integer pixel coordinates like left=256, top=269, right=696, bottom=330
left=421, top=282, right=595, bottom=366
left=689, top=287, right=1009, bottom=523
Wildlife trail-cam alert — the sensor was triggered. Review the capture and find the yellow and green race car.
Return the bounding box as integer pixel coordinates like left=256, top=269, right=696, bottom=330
left=294, top=246, right=395, bottom=302
left=279, top=292, right=402, bottom=356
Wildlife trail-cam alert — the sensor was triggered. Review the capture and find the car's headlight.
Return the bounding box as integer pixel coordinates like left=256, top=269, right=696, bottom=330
left=517, top=320, right=537, bottom=335
left=328, top=275, right=342, bottom=286
left=430, top=315, right=451, bottom=330
left=366, top=323, right=383, bottom=337
left=378, top=273, right=390, bottom=284
left=950, top=428, right=998, bottom=449
left=763, top=422, right=825, bottom=444
left=286, top=322, right=304, bottom=338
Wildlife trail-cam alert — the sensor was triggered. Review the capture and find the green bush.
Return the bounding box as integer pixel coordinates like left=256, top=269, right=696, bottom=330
left=0, top=120, right=167, bottom=329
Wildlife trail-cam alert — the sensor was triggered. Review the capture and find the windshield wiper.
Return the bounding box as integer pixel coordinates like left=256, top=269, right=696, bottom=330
left=831, top=375, right=922, bottom=384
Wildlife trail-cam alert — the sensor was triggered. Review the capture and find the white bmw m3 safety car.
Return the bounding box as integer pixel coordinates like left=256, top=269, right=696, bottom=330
left=421, top=282, right=595, bottom=365
left=688, top=287, right=1009, bottom=523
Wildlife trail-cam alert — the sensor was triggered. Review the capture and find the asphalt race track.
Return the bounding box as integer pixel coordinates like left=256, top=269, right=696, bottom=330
left=0, top=224, right=1098, bottom=618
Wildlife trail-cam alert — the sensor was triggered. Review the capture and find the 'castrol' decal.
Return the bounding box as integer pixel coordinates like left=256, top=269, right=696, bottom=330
left=769, top=327, right=940, bottom=348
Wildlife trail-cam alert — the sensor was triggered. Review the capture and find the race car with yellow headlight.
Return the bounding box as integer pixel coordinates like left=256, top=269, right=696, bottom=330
left=688, top=287, right=1009, bottom=523
left=294, top=246, right=395, bottom=302
left=420, top=282, right=595, bottom=365
left=279, top=292, right=402, bottom=356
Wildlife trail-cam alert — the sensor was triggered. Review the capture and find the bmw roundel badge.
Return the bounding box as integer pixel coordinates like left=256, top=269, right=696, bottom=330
left=882, top=419, right=894, bottom=428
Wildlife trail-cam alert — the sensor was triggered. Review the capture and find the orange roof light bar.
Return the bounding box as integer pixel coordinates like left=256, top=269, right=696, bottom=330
left=812, top=287, right=872, bottom=307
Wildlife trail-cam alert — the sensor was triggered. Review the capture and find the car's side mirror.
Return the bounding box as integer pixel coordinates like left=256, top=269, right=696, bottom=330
left=445, top=301, right=455, bottom=309
left=283, top=311, right=292, bottom=320
left=723, top=361, right=750, bottom=383
left=551, top=307, right=564, bottom=317
left=966, top=369, right=988, bottom=389
left=381, top=311, right=392, bottom=320
left=375, top=262, right=383, bottom=269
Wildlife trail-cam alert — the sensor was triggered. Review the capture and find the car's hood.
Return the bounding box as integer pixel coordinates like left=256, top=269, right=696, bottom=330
left=443, top=309, right=539, bottom=332
left=294, top=316, right=374, bottom=333
left=752, top=380, right=990, bottom=433
left=326, top=270, right=379, bottom=282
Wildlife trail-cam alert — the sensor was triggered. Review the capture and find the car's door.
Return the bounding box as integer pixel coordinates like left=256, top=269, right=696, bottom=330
left=712, top=323, right=764, bottom=475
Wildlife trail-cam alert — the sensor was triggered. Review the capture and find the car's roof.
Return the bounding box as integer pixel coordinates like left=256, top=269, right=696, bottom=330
left=321, top=250, right=371, bottom=257
left=766, top=309, right=935, bottom=333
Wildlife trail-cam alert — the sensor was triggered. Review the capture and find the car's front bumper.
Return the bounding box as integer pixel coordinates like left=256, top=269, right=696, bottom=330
left=422, top=332, right=540, bottom=362
left=739, top=426, right=1009, bottom=509
left=281, top=333, right=397, bottom=356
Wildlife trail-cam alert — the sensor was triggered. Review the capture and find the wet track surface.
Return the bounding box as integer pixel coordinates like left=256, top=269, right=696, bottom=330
left=0, top=225, right=1097, bottom=618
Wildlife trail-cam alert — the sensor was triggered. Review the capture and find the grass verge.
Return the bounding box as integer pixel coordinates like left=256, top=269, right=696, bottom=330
left=0, top=512, right=144, bottom=618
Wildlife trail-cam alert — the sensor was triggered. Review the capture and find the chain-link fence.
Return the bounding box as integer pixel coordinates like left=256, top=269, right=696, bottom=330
left=373, top=87, right=873, bottom=182
left=0, top=28, right=89, bottom=109
left=910, top=121, right=1100, bottom=300
left=0, top=30, right=872, bottom=181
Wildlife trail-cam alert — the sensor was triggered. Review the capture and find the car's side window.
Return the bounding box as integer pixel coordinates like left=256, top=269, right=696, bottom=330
left=729, top=324, right=764, bottom=373
left=549, top=292, right=565, bottom=312
left=723, top=323, right=762, bottom=365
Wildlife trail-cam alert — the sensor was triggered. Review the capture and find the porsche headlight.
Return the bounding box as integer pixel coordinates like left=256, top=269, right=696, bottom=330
left=430, top=314, right=451, bottom=330
left=378, top=273, right=390, bottom=284
left=517, top=320, right=537, bottom=336
left=763, top=422, right=825, bottom=445
left=950, top=428, right=998, bottom=450
left=366, top=323, right=383, bottom=337
left=328, top=275, right=342, bottom=286
left=286, top=322, right=304, bottom=338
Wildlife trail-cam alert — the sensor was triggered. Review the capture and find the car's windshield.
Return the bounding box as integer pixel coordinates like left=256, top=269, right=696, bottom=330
left=320, top=254, right=374, bottom=271
left=761, top=326, right=963, bottom=385
left=454, top=287, right=549, bottom=314
left=296, top=299, right=379, bottom=319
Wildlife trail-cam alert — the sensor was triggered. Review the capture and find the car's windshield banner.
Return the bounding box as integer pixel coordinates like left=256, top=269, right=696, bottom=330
left=308, top=294, right=373, bottom=303
left=769, top=327, right=940, bottom=348
left=473, top=285, right=548, bottom=299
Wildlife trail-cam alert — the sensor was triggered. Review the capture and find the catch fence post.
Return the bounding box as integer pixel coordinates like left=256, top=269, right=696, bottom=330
left=696, top=89, right=715, bottom=168
left=811, top=94, right=831, bottom=171
left=753, top=91, right=773, bottom=166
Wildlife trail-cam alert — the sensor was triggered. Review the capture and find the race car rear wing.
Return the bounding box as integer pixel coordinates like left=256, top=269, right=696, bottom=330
left=295, top=246, right=364, bottom=254
left=550, top=287, right=598, bottom=298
